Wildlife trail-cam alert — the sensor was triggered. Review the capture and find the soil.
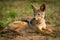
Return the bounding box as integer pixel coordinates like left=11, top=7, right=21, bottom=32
left=0, top=22, right=60, bottom=40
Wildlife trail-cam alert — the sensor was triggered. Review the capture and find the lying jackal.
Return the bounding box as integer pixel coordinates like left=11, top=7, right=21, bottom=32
left=6, top=3, right=52, bottom=34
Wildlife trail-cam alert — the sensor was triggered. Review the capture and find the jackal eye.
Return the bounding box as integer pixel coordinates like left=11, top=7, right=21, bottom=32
left=38, top=14, right=40, bottom=15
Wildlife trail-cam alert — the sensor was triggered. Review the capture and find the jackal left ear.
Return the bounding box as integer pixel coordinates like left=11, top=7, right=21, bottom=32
left=40, top=3, right=46, bottom=11
left=31, top=4, right=37, bottom=12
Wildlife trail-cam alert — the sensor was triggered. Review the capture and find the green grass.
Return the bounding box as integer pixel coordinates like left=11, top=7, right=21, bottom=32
left=0, top=1, right=60, bottom=27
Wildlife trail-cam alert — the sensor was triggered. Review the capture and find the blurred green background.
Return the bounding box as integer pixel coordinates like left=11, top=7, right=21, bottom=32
left=0, top=0, right=60, bottom=28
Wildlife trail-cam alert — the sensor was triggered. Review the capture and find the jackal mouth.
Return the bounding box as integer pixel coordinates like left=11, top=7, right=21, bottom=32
left=33, top=18, right=41, bottom=21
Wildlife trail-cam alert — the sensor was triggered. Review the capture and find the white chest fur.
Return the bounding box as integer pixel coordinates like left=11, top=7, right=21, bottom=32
left=38, top=19, right=46, bottom=30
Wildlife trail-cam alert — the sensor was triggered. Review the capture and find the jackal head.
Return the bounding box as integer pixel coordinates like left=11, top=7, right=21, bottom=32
left=31, top=3, right=46, bottom=21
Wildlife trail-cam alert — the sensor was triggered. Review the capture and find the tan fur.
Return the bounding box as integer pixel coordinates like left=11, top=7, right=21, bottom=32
left=7, top=21, right=28, bottom=32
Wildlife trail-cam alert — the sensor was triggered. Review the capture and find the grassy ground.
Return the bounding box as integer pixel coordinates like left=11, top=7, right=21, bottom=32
left=0, top=0, right=60, bottom=27
left=0, top=0, right=60, bottom=40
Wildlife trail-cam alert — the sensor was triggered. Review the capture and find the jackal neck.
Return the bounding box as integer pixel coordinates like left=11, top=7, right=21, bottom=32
left=30, top=18, right=46, bottom=26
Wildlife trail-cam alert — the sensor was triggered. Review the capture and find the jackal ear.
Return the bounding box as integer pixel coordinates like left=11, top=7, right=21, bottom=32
left=31, top=4, right=37, bottom=12
left=40, top=3, right=46, bottom=11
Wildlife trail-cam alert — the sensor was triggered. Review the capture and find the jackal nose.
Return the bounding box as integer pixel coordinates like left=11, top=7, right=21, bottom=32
left=34, top=18, right=35, bottom=20
left=34, top=17, right=38, bottom=20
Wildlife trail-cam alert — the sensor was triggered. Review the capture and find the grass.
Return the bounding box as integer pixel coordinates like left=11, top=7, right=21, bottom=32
left=45, top=3, right=60, bottom=26
left=0, top=0, right=60, bottom=30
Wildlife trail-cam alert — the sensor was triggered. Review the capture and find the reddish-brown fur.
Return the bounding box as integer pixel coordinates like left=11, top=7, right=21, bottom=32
left=7, top=21, right=28, bottom=32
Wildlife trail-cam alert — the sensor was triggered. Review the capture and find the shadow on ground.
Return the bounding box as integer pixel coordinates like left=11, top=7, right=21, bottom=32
left=0, top=26, right=60, bottom=40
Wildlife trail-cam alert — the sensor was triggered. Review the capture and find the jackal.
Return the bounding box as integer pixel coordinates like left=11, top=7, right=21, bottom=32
left=30, top=3, right=52, bottom=34
left=6, top=3, right=52, bottom=34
